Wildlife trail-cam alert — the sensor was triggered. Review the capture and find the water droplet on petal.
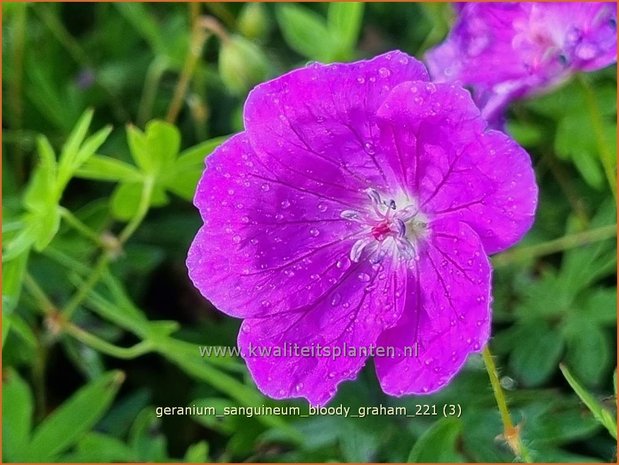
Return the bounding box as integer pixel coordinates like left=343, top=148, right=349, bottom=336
left=331, top=293, right=342, bottom=306
left=280, top=199, right=291, bottom=209
left=378, top=67, right=391, bottom=78
left=261, top=183, right=270, bottom=191
left=309, top=228, right=320, bottom=237
left=357, top=273, right=371, bottom=282
left=317, top=203, right=327, bottom=212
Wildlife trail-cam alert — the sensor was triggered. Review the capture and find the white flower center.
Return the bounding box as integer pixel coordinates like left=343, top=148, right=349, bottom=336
left=341, top=188, right=429, bottom=264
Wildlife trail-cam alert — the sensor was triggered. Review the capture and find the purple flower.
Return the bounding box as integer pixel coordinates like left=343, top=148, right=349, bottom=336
left=426, top=2, right=617, bottom=125
left=187, top=51, right=537, bottom=405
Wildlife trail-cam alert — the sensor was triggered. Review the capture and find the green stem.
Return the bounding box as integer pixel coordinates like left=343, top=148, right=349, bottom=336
left=138, top=57, right=169, bottom=126
left=165, top=16, right=211, bottom=124
left=24, top=273, right=57, bottom=316
left=577, top=74, right=617, bottom=201
left=482, top=347, right=533, bottom=463
left=64, top=323, right=154, bottom=359
left=119, top=176, right=154, bottom=243
left=61, top=254, right=111, bottom=319
left=58, top=206, right=106, bottom=247
left=493, top=224, right=616, bottom=267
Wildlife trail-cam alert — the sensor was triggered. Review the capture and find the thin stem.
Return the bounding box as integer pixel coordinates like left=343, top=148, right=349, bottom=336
left=61, top=254, right=111, bottom=319
left=58, top=206, right=106, bottom=247
left=493, top=224, right=616, bottom=267
left=137, top=57, right=169, bottom=126
left=165, top=16, right=211, bottom=123
left=64, top=323, right=154, bottom=359
left=577, top=74, right=617, bottom=202
left=118, top=176, right=154, bottom=243
left=482, top=346, right=533, bottom=463
left=24, top=273, right=57, bottom=316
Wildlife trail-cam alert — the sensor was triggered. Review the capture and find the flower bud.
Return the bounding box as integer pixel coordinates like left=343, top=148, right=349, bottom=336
left=218, top=35, right=268, bottom=95
left=237, top=3, right=270, bottom=41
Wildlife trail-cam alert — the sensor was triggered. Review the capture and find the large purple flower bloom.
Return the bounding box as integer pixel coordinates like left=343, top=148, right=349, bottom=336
left=187, top=51, right=537, bottom=405
left=426, top=2, right=617, bottom=124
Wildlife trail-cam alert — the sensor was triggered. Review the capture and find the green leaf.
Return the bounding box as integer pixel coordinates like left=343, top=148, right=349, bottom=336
left=67, top=432, right=135, bottom=462
left=75, top=154, right=143, bottom=183
left=2, top=368, right=34, bottom=462
left=276, top=4, right=334, bottom=61
left=184, top=440, right=209, bottom=463
left=509, top=321, right=564, bottom=386
left=111, top=181, right=167, bottom=221
left=560, top=364, right=616, bottom=439
left=58, top=109, right=96, bottom=186
left=24, top=135, right=58, bottom=212
left=129, top=409, right=169, bottom=462
left=126, top=125, right=150, bottom=172
left=144, top=120, right=180, bottom=171
left=327, top=3, right=364, bottom=56
left=2, top=248, right=30, bottom=314
left=127, top=121, right=180, bottom=175
left=579, top=289, right=616, bottom=325
left=407, top=418, right=464, bottom=462
left=27, top=371, right=125, bottom=461
left=564, top=321, right=610, bottom=386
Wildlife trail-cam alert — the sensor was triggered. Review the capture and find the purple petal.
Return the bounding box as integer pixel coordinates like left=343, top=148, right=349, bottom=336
left=376, top=80, right=537, bottom=254
left=375, top=219, right=491, bottom=396
left=187, top=133, right=363, bottom=318
left=426, top=3, right=617, bottom=123
left=239, top=256, right=407, bottom=406
left=243, top=50, right=429, bottom=198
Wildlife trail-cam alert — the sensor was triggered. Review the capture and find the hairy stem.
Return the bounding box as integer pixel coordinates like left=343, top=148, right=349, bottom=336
left=482, top=346, right=533, bottom=463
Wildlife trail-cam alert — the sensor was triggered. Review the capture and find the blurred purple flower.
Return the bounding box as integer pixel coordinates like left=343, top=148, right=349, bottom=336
left=426, top=2, right=617, bottom=125
left=187, top=51, right=537, bottom=405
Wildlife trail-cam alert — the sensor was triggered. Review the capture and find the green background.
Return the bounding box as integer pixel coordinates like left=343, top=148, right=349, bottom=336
left=2, top=2, right=617, bottom=463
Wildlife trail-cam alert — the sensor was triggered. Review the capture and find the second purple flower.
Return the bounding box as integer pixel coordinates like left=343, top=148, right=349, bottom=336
left=187, top=51, right=538, bottom=405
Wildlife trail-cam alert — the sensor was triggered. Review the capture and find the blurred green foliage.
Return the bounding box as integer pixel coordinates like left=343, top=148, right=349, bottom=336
left=2, top=2, right=617, bottom=463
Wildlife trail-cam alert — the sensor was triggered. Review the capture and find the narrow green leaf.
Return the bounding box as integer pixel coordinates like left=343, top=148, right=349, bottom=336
left=129, top=409, right=169, bottom=462
left=27, top=371, right=125, bottom=461
left=2, top=368, right=34, bottom=462
left=175, top=136, right=228, bottom=169
left=32, top=208, right=61, bottom=251
left=407, top=418, right=464, bottom=462
left=72, top=126, right=113, bottom=171
left=59, top=109, right=94, bottom=181
left=2, top=313, right=10, bottom=347
left=126, top=125, right=150, bottom=172
left=24, top=135, right=58, bottom=212
left=75, top=155, right=142, bottom=183
left=70, top=432, right=135, bottom=462
left=560, top=364, right=617, bottom=439
left=2, top=247, right=30, bottom=314
left=276, top=4, right=333, bottom=61
left=327, top=3, right=364, bottom=54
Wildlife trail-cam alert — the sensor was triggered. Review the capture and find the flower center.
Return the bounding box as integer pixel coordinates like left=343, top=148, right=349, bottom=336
left=341, top=188, right=428, bottom=264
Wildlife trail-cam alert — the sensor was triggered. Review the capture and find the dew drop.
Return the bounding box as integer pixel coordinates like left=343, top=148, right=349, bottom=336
left=232, top=235, right=241, bottom=243
left=309, top=228, right=320, bottom=237
left=357, top=273, right=371, bottom=282
left=280, top=199, right=291, bottom=209
left=378, top=67, right=391, bottom=78
left=261, top=183, right=270, bottom=192
left=317, top=202, right=328, bottom=212
left=331, top=293, right=342, bottom=306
